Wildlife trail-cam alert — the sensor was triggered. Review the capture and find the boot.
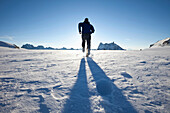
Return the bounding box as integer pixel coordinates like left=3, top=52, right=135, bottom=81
left=82, top=47, right=85, bottom=52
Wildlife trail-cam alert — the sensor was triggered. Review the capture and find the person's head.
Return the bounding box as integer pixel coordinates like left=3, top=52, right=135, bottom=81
left=84, top=18, right=90, bottom=24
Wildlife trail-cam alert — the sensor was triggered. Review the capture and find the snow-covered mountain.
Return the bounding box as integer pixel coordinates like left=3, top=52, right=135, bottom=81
left=97, top=42, right=124, bottom=50
left=150, top=37, right=170, bottom=48
left=0, top=41, right=19, bottom=49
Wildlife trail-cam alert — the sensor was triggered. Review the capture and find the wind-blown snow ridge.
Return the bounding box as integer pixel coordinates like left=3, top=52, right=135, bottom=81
left=0, top=47, right=170, bottom=113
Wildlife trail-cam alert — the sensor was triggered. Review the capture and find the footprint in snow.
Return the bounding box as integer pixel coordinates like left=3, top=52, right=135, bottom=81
left=139, top=61, right=147, bottom=64
left=121, top=72, right=133, bottom=78
left=35, top=88, right=51, bottom=94
left=96, top=79, right=113, bottom=96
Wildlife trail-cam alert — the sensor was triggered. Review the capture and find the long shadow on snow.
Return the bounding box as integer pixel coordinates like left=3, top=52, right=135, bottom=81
left=62, top=58, right=92, bottom=113
left=87, top=57, right=137, bottom=113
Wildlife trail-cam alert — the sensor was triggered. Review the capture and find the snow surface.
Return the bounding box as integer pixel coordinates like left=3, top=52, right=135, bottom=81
left=0, top=47, right=170, bottom=113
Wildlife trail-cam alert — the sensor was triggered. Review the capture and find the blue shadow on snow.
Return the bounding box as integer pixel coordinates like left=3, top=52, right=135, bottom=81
left=87, top=57, right=137, bottom=113
left=62, top=58, right=92, bottom=113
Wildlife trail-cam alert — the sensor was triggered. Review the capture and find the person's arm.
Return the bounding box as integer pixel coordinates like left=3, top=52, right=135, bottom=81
left=78, top=23, right=82, bottom=34
left=90, top=25, right=95, bottom=34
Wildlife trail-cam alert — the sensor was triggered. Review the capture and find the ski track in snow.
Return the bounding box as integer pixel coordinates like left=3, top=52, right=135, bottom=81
left=0, top=47, right=170, bottom=113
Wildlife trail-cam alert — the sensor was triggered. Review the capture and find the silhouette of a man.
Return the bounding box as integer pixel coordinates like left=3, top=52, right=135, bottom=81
left=78, top=18, right=95, bottom=56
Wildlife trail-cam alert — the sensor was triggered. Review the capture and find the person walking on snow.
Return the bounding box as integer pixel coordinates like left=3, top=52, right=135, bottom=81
left=78, top=18, right=95, bottom=56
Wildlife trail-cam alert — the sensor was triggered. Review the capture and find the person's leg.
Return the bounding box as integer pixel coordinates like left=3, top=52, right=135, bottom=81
left=82, top=35, right=85, bottom=52
left=87, top=34, right=91, bottom=55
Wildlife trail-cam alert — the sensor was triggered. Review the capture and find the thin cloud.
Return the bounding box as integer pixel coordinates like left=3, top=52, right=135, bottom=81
left=0, top=36, right=14, bottom=40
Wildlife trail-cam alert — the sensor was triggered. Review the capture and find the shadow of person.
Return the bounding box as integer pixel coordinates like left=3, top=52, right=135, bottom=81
left=62, top=58, right=92, bottom=113
left=87, top=57, right=137, bottom=113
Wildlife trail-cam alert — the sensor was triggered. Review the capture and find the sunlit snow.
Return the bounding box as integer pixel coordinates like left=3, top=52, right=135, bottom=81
left=0, top=47, right=170, bottom=113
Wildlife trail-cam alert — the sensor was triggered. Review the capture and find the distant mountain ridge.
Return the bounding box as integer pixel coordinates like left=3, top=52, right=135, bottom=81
left=150, top=38, right=170, bottom=48
left=21, top=43, right=76, bottom=50
left=0, top=41, right=19, bottom=49
left=97, top=42, right=124, bottom=50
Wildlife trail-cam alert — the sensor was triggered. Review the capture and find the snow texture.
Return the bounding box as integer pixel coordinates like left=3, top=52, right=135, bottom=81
left=97, top=42, right=124, bottom=50
left=0, top=46, right=170, bottom=113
